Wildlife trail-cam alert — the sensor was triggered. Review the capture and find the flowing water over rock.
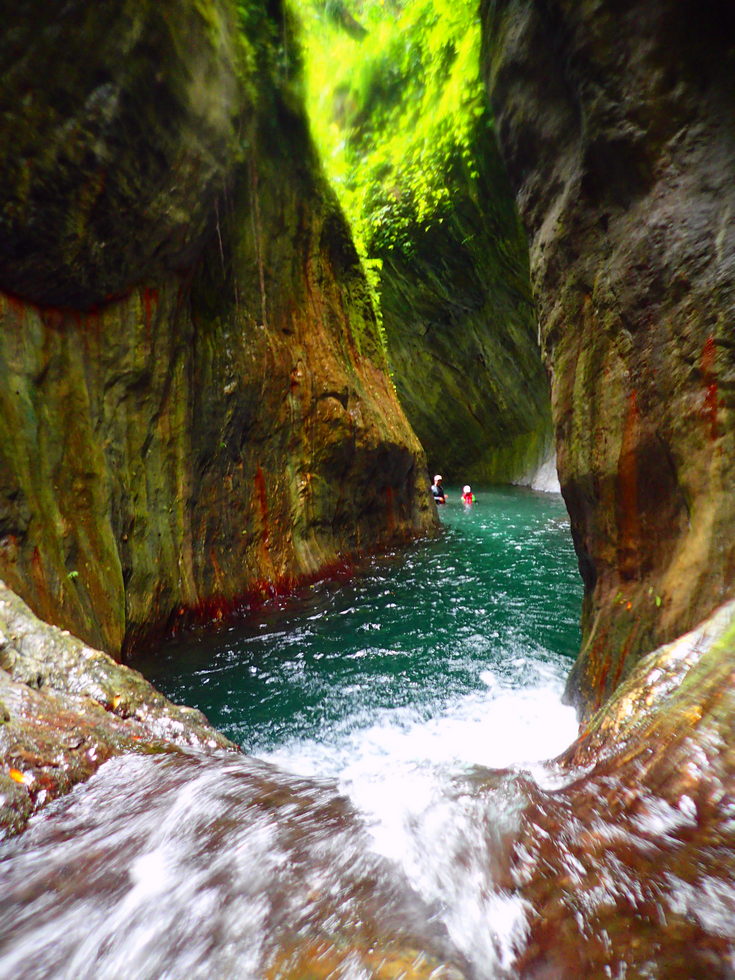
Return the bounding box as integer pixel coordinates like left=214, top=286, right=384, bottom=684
left=0, top=488, right=585, bottom=978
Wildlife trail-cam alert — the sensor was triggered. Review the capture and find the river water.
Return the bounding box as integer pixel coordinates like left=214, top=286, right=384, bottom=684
left=0, top=487, right=583, bottom=979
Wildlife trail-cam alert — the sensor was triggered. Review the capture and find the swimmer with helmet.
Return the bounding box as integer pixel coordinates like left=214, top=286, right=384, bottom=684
left=431, top=474, right=446, bottom=505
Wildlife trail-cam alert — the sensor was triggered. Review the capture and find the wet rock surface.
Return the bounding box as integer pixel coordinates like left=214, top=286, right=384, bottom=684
left=482, top=0, right=735, bottom=715
left=0, top=0, right=244, bottom=309
left=0, top=751, right=472, bottom=978
left=0, top=0, right=434, bottom=656
left=499, top=601, right=735, bottom=977
left=0, top=581, right=235, bottom=838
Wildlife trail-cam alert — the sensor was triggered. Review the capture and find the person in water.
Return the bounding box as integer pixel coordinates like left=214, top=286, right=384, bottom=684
left=431, top=474, right=446, bottom=504
left=462, top=485, right=475, bottom=504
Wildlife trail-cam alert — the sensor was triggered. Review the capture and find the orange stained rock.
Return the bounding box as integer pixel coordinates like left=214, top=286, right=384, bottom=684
left=265, top=943, right=464, bottom=979
left=255, top=466, right=270, bottom=547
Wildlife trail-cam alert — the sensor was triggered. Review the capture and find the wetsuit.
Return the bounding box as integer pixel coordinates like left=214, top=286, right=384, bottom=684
left=431, top=483, right=446, bottom=504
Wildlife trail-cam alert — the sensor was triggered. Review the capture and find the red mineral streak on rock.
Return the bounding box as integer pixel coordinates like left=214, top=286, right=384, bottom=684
left=142, top=287, right=158, bottom=343
left=701, top=336, right=719, bottom=442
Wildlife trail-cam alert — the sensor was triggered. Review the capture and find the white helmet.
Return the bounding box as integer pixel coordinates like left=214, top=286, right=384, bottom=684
left=463, top=485, right=471, bottom=493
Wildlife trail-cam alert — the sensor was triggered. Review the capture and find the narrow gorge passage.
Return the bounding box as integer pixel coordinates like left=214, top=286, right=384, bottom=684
left=139, top=486, right=581, bottom=761
left=0, top=488, right=582, bottom=978
left=2, top=0, right=735, bottom=975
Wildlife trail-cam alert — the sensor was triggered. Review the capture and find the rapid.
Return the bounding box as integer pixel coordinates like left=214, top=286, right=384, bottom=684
left=0, top=487, right=584, bottom=978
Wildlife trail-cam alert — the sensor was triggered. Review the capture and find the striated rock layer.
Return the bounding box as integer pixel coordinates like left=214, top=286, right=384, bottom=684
left=482, top=0, right=735, bottom=715
left=0, top=0, right=434, bottom=656
left=379, top=115, right=553, bottom=485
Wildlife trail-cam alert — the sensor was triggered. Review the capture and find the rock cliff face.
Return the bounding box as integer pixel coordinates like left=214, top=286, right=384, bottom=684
left=482, top=0, right=735, bottom=714
left=379, top=115, right=553, bottom=485
left=0, top=0, right=434, bottom=656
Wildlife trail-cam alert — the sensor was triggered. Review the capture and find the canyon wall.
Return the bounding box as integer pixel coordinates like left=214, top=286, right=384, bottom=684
left=482, top=0, right=735, bottom=715
left=0, top=0, right=434, bottom=657
left=379, top=114, right=554, bottom=485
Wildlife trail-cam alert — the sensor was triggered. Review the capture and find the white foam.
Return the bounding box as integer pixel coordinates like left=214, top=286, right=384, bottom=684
left=273, top=671, right=576, bottom=970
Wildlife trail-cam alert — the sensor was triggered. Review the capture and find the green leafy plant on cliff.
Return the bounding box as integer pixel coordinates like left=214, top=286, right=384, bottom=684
left=293, top=0, right=485, bottom=259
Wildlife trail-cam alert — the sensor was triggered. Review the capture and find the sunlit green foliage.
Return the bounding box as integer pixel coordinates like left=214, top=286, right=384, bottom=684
left=294, top=0, right=486, bottom=257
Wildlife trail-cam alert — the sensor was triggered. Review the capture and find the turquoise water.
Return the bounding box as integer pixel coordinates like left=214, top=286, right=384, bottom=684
left=4, top=492, right=729, bottom=978
left=0, top=488, right=584, bottom=979
left=139, top=486, right=582, bottom=755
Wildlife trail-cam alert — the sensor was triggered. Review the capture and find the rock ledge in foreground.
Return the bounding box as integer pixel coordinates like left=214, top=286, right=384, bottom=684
left=0, top=581, right=236, bottom=839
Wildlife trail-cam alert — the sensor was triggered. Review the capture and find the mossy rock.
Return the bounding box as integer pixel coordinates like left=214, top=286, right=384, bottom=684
left=0, top=0, right=246, bottom=307
left=379, top=117, right=552, bottom=483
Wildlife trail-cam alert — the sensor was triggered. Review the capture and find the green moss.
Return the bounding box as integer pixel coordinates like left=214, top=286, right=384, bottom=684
left=287, top=0, right=552, bottom=482
left=234, top=0, right=304, bottom=109
left=0, top=0, right=246, bottom=307
left=296, top=0, right=484, bottom=258
left=372, top=114, right=551, bottom=483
